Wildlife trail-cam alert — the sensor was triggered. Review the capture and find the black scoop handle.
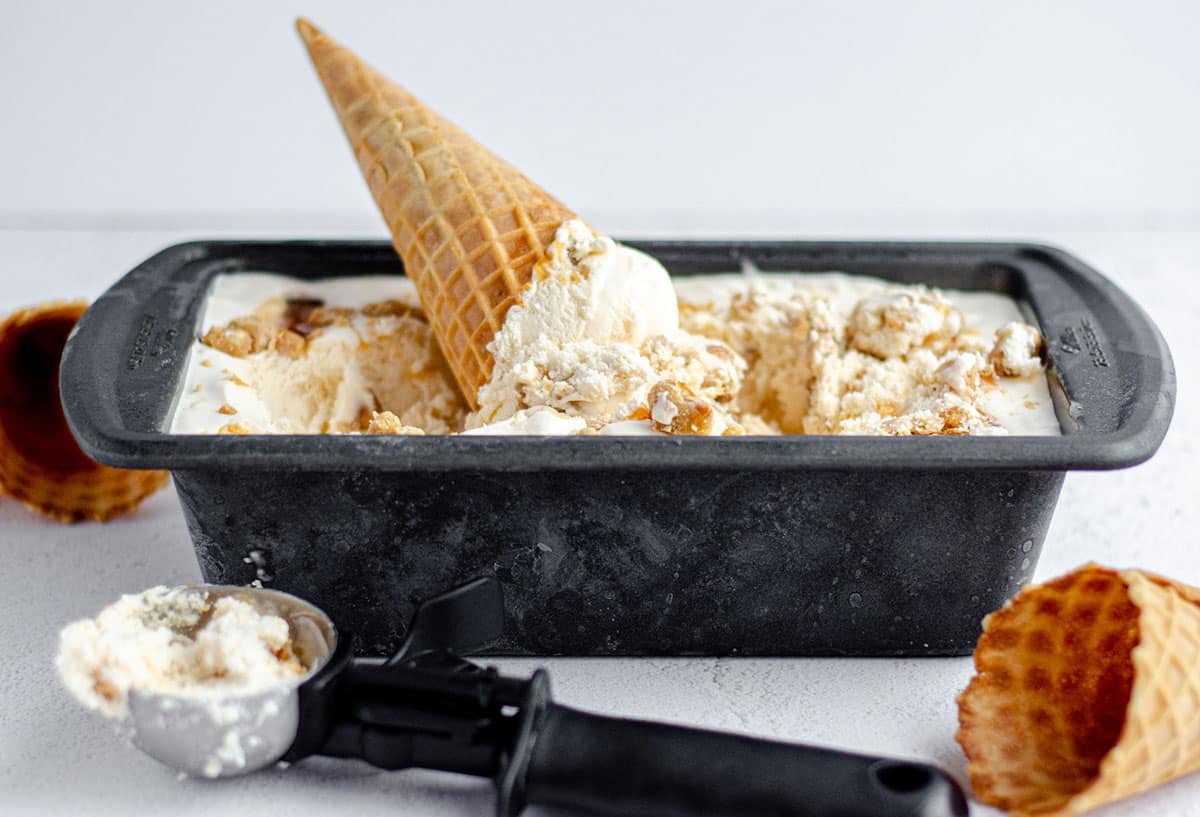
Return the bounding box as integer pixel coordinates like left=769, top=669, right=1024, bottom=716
left=522, top=703, right=967, bottom=817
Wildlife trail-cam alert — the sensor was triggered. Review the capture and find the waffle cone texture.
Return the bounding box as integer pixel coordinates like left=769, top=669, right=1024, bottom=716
left=0, top=301, right=167, bottom=522
left=957, top=564, right=1200, bottom=816
left=297, top=18, right=576, bottom=408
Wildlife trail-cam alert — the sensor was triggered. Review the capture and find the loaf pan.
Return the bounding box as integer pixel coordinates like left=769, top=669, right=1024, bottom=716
left=60, top=240, right=1175, bottom=656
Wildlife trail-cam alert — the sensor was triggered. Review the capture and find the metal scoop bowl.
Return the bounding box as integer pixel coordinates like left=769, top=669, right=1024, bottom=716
left=125, top=585, right=336, bottom=778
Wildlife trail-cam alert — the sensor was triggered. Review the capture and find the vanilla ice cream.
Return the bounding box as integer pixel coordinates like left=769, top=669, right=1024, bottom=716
left=56, top=586, right=307, bottom=719
left=470, top=220, right=741, bottom=433
left=460, top=406, right=589, bottom=436
left=170, top=274, right=466, bottom=435
left=169, top=249, right=1061, bottom=437
left=674, top=272, right=1058, bottom=436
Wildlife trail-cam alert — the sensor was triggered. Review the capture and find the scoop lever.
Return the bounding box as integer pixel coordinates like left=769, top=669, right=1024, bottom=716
left=386, top=576, right=505, bottom=665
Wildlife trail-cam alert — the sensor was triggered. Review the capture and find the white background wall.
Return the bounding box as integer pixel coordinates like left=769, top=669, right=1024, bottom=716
left=3, top=0, right=1198, bottom=233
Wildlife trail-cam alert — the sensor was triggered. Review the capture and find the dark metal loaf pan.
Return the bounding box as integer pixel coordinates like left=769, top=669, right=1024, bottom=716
left=61, top=240, right=1175, bottom=656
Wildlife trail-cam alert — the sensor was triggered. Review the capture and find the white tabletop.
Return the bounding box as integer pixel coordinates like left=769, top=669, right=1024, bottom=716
left=2, top=225, right=1196, bottom=817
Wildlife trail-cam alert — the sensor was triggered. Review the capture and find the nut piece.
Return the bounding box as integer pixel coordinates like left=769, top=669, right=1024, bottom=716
left=648, top=381, right=716, bottom=435
left=304, top=306, right=355, bottom=329
left=228, top=317, right=275, bottom=353
left=205, top=300, right=341, bottom=351
left=366, top=411, right=425, bottom=435
left=202, top=316, right=298, bottom=358
left=283, top=296, right=325, bottom=327
left=201, top=326, right=253, bottom=357
left=362, top=299, right=422, bottom=320
left=273, top=329, right=306, bottom=359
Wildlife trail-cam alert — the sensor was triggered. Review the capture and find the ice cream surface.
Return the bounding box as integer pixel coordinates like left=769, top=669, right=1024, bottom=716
left=673, top=273, right=1057, bottom=436
left=170, top=247, right=1060, bottom=437
left=171, top=275, right=467, bottom=435
left=56, top=586, right=307, bottom=719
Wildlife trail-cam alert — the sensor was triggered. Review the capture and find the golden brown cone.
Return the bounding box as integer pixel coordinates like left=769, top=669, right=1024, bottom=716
left=0, top=301, right=168, bottom=522
left=296, top=18, right=576, bottom=408
left=956, top=564, right=1200, bottom=816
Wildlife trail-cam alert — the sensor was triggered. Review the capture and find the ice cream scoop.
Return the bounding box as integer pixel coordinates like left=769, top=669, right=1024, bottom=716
left=118, top=585, right=335, bottom=778
left=84, top=577, right=966, bottom=817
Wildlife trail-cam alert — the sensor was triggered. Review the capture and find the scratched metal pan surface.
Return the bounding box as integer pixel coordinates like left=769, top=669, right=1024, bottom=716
left=61, top=240, right=1174, bottom=656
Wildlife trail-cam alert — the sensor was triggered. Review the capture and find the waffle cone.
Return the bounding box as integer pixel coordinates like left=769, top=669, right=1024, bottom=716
left=296, top=18, right=576, bottom=408
left=0, top=301, right=168, bottom=522
left=957, top=564, right=1200, bottom=816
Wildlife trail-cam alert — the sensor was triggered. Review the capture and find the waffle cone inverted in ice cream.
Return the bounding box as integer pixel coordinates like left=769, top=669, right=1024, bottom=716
left=297, top=18, right=576, bottom=408
left=0, top=301, right=168, bottom=522
left=957, top=564, right=1200, bottom=816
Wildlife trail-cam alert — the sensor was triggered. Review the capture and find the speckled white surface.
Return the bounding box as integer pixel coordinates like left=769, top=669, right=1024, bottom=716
left=1, top=225, right=1196, bottom=817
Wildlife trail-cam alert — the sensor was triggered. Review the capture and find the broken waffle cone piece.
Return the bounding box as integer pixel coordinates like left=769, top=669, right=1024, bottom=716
left=296, top=18, right=576, bottom=409
left=957, top=564, right=1200, bottom=816
left=0, top=301, right=168, bottom=522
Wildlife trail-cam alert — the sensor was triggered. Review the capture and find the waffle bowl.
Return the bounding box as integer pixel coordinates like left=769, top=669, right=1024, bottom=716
left=957, top=564, right=1200, bottom=816
left=0, top=301, right=167, bottom=522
